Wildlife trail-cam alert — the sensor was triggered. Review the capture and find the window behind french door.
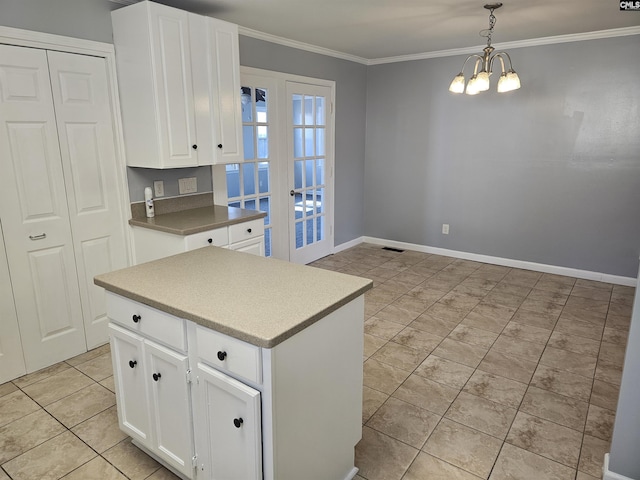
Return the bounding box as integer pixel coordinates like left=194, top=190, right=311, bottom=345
left=216, top=68, right=334, bottom=263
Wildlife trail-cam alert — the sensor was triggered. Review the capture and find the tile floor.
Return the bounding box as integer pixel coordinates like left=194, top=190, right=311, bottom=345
left=0, top=243, right=634, bottom=480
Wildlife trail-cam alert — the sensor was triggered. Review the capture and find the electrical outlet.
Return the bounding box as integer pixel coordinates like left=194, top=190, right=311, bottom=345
left=442, top=224, right=450, bottom=235
left=153, top=180, right=164, bottom=197
left=178, top=177, right=197, bottom=194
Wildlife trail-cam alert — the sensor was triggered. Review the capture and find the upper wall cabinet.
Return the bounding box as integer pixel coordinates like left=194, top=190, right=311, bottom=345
left=112, top=1, right=244, bottom=168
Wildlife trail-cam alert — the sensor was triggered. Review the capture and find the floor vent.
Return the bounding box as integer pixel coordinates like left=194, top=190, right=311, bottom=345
left=382, top=247, right=405, bottom=253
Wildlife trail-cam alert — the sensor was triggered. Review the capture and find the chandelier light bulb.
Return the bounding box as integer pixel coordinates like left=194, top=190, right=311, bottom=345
left=449, top=73, right=466, bottom=93
left=475, top=71, right=490, bottom=92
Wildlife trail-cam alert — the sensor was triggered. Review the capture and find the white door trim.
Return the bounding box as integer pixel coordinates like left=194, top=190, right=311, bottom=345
left=0, top=26, right=133, bottom=264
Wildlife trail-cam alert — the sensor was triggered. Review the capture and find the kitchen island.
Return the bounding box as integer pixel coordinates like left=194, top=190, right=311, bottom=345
left=94, top=246, right=372, bottom=480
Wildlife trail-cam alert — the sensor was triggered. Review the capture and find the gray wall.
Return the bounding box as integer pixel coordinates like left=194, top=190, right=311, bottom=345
left=608, top=268, right=640, bottom=477
left=365, top=36, right=640, bottom=278
left=239, top=36, right=368, bottom=247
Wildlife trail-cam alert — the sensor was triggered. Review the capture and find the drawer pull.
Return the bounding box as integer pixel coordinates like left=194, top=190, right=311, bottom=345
left=247, top=228, right=252, bottom=233
left=233, top=418, right=243, bottom=428
left=207, top=238, right=213, bottom=244
left=153, top=373, right=162, bottom=382
left=29, top=233, right=47, bottom=241
left=132, top=314, right=141, bottom=323
left=192, top=144, right=198, bottom=150
left=129, top=360, right=137, bottom=369
left=217, top=351, right=227, bottom=361
left=217, top=144, right=223, bottom=149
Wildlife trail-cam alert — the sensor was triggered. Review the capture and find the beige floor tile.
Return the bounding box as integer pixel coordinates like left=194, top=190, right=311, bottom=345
left=554, top=317, right=604, bottom=341
left=409, top=314, right=458, bottom=337
left=574, top=279, right=613, bottom=292
left=371, top=342, right=428, bottom=371
left=590, top=380, right=620, bottom=411
left=491, top=335, right=545, bottom=363
left=526, top=288, right=569, bottom=305
left=463, top=370, right=527, bottom=409
left=403, top=452, right=484, bottom=480
left=2, top=431, right=96, bottom=480
left=506, top=411, right=582, bottom=467
left=0, top=467, right=8, bottom=479
left=423, top=418, right=502, bottom=478
left=363, top=359, right=411, bottom=395
left=365, top=300, right=387, bottom=317
left=375, top=303, right=420, bottom=326
left=570, top=285, right=611, bottom=301
left=366, top=397, right=440, bottom=448
left=61, top=456, right=127, bottom=479
left=391, top=327, right=443, bottom=353
left=470, top=302, right=517, bottom=323
left=364, top=317, right=406, bottom=340
left=502, top=269, right=542, bottom=287
left=547, top=332, right=600, bottom=357
left=539, top=346, right=597, bottom=378
left=576, top=472, right=600, bottom=480
left=414, top=355, right=475, bottom=390
left=489, top=443, right=575, bottom=480
left=601, top=327, right=628, bottom=346
left=103, top=439, right=161, bottom=480
left=364, top=333, right=387, bottom=358
left=447, top=324, right=499, bottom=349
left=425, top=302, right=469, bottom=323
left=45, top=383, right=116, bottom=428
left=606, top=313, right=631, bottom=332
left=0, top=409, right=65, bottom=464
left=431, top=338, right=488, bottom=368
left=598, top=342, right=626, bottom=367
left=362, top=386, right=389, bottom=423
left=0, top=383, right=18, bottom=398
left=144, top=467, right=182, bottom=479
left=561, top=307, right=607, bottom=326
left=594, top=359, right=623, bottom=386
left=11, top=362, right=71, bottom=389
left=75, top=352, right=113, bottom=382
left=578, top=434, right=609, bottom=477
left=0, top=391, right=40, bottom=428
left=510, top=309, right=558, bottom=330
left=482, top=291, right=526, bottom=309
left=393, top=374, right=459, bottom=415
left=491, top=281, right=533, bottom=298
left=438, top=291, right=481, bottom=313
left=501, top=321, right=552, bottom=345
left=461, top=310, right=512, bottom=334
left=520, top=386, right=588, bottom=431
left=65, top=343, right=110, bottom=367
left=355, top=426, right=418, bottom=480
left=71, top=405, right=127, bottom=453
left=530, top=364, right=592, bottom=403
left=445, top=392, right=517, bottom=439
left=477, top=350, right=537, bottom=384
left=22, top=368, right=94, bottom=406
left=519, top=297, right=563, bottom=317
left=564, top=296, right=609, bottom=314
left=406, top=284, right=447, bottom=304
left=584, top=404, right=615, bottom=441
left=100, top=375, right=116, bottom=393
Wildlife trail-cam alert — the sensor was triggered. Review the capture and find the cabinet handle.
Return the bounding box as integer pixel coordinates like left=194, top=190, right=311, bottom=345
left=207, top=238, right=213, bottom=244
left=233, top=418, right=243, bottom=428
left=217, top=144, right=223, bottom=149
left=247, top=228, right=252, bottom=233
left=129, top=360, right=137, bottom=369
left=29, top=233, right=47, bottom=241
left=132, top=314, right=141, bottom=323
left=217, top=351, right=227, bottom=361
left=192, top=144, right=198, bottom=150
left=153, top=373, right=162, bottom=382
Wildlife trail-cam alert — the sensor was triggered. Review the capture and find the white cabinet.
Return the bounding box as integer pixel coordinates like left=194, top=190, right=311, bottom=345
left=108, top=297, right=194, bottom=479
left=112, top=1, right=244, bottom=168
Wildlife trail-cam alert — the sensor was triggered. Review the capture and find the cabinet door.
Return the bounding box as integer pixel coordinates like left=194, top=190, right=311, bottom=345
left=149, top=2, right=200, bottom=167
left=145, top=340, right=194, bottom=479
left=229, top=236, right=265, bottom=257
left=207, top=18, right=244, bottom=164
left=109, top=323, right=152, bottom=447
left=195, top=362, right=262, bottom=480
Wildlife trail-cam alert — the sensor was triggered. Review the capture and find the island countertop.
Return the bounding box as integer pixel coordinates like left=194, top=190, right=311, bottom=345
left=94, top=247, right=372, bottom=348
left=129, top=204, right=266, bottom=235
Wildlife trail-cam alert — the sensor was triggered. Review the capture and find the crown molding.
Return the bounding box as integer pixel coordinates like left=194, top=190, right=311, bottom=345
left=239, top=25, right=640, bottom=66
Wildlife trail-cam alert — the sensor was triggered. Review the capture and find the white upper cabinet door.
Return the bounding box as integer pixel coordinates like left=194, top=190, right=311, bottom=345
left=206, top=18, right=245, bottom=165
left=112, top=1, right=209, bottom=168
left=47, top=51, right=130, bottom=349
left=0, top=44, right=87, bottom=372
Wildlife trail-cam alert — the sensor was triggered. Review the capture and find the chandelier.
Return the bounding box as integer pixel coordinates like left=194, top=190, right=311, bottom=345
left=449, top=3, right=521, bottom=95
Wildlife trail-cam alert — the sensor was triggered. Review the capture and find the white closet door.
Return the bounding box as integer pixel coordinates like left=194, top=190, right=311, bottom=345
left=47, top=51, right=129, bottom=349
left=0, top=44, right=86, bottom=372
left=0, top=221, right=27, bottom=383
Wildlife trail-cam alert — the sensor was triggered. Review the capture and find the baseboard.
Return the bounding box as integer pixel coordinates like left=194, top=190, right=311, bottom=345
left=603, top=453, right=635, bottom=480
left=334, top=236, right=365, bottom=254
left=344, top=467, right=359, bottom=480
left=358, top=236, right=637, bottom=287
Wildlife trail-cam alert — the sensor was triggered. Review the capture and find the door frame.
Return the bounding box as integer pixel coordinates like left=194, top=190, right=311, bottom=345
left=215, top=66, right=335, bottom=263
left=0, top=26, right=133, bottom=263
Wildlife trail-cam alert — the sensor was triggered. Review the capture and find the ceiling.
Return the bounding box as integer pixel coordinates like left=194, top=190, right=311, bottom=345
left=119, top=0, right=640, bottom=62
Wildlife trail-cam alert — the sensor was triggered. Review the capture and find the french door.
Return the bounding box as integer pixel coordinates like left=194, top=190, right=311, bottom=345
left=219, top=69, right=334, bottom=264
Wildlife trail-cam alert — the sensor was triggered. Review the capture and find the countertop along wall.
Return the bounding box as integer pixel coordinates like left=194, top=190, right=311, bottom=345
left=365, top=35, right=640, bottom=278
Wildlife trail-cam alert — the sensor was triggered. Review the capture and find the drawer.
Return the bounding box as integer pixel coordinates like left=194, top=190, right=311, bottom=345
left=106, top=293, right=187, bottom=352
left=184, top=227, right=228, bottom=250
left=228, top=219, right=264, bottom=244
left=196, top=324, right=262, bottom=385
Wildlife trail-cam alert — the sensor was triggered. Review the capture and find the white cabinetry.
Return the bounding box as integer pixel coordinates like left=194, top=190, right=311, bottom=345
left=131, top=219, right=264, bottom=264
left=108, top=297, right=194, bottom=479
left=112, top=1, right=244, bottom=168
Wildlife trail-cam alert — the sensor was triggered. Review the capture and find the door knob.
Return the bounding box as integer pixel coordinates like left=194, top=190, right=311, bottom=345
left=217, top=144, right=223, bottom=149
left=132, top=314, right=141, bottom=323
left=153, top=373, right=161, bottom=381
left=129, top=360, right=137, bottom=369
left=233, top=418, right=243, bottom=428
left=217, top=351, right=227, bottom=361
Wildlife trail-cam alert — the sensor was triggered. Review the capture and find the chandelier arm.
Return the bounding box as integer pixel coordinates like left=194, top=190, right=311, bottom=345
left=489, top=53, right=506, bottom=74
left=458, top=54, right=483, bottom=75
left=492, top=51, right=515, bottom=71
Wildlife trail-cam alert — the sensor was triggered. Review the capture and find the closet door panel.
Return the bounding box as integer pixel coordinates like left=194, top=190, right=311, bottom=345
left=48, top=51, right=129, bottom=349
left=0, top=44, right=86, bottom=372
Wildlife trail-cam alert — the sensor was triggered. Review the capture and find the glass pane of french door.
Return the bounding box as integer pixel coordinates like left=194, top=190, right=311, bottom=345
left=226, top=85, right=272, bottom=256
left=287, top=82, right=332, bottom=264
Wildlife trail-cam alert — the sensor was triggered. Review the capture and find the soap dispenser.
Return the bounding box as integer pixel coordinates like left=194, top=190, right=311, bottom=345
left=144, top=187, right=155, bottom=218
